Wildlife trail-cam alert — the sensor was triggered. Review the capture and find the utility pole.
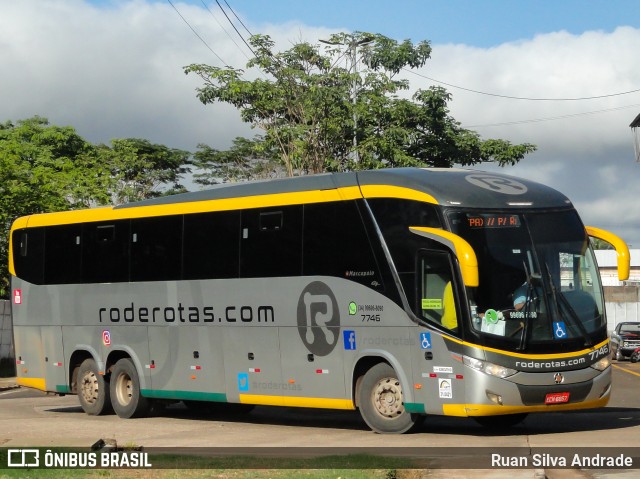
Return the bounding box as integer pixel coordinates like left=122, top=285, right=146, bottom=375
left=320, top=35, right=374, bottom=165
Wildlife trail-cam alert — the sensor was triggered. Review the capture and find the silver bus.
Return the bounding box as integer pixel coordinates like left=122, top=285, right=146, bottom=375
left=9, top=167, right=629, bottom=433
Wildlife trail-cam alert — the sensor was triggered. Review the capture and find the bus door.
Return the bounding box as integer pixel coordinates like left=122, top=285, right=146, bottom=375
left=412, top=250, right=467, bottom=416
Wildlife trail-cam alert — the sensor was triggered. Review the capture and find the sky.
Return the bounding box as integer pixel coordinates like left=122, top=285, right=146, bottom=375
left=2, top=0, right=640, bottom=249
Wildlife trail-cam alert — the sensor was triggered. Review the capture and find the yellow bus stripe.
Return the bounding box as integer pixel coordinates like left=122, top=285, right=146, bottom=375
left=17, top=377, right=47, bottom=391
left=11, top=187, right=364, bottom=229
left=360, top=185, right=438, bottom=204
left=239, top=394, right=355, bottom=410
left=443, top=336, right=609, bottom=361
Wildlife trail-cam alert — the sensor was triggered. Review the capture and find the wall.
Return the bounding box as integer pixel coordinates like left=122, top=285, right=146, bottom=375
left=0, top=299, right=15, bottom=376
left=604, top=285, right=640, bottom=332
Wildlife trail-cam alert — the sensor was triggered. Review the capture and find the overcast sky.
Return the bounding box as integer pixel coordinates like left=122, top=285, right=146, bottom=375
left=2, top=0, right=640, bottom=248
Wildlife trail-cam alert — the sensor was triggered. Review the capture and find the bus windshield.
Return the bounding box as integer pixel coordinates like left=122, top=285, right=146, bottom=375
left=448, top=209, right=606, bottom=353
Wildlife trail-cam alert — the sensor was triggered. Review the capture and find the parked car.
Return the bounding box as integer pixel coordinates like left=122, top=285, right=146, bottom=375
left=611, top=322, right=640, bottom=361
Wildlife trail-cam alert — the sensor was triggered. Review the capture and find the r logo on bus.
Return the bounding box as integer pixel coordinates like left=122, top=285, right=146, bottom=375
left=465, top=174, right=528, bottom=195
left=297, top=281, right=340, bottom=356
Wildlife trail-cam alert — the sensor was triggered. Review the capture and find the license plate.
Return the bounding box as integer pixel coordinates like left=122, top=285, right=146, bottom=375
left=545, top=392, right=570, bottom=404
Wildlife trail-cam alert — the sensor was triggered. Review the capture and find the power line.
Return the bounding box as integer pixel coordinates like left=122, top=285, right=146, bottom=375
left=465, top=102, right=640, bottom=128
left=199, top=0, right=252, bottom=61
left=404, top=68, right=640, bottom=102
left=223, top=0, right=253, bottom=37
left=214, top=0, right=258, bottom=58
left=166, top=0, right=229, bottom=66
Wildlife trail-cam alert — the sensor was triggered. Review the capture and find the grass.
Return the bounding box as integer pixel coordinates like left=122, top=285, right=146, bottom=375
left=0, top=452, right=425, bottom=479
left=0, top=468, right=400, bottom=479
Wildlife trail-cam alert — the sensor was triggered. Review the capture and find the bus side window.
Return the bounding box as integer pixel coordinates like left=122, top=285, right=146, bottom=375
left=240, top=206, right=302, bottom=278
left=303, top=201, right=384, bottom=289
left=183, top=211, right=240, bottom=280
left=12, top=228, right=45, bottom=285
left=131, top=216, right=183, bottom=282
left=45, top=225, right=82, bottom=284
left=82, top=221, right=130, bottom=283
left=418, top=251, right=458, bottom=332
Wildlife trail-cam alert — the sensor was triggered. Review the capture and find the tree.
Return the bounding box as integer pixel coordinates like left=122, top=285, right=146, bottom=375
left=0, top=118, right=193, bottom=296
left=185, top=32, right=535, bottom=176
left=192, top=136, right=282, bottom=185
left=0, top=117, right=110, bottom=296
left=102, top=138, right=191, bottom=204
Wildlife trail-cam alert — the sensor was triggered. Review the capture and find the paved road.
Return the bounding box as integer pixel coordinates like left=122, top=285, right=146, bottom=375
left=1, top=362, right=639, bottom=478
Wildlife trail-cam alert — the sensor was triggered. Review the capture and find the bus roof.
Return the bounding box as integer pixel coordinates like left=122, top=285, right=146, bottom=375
left=12, top=168, right=573, bottom=229
left=119, top=167, right=572, bottom=210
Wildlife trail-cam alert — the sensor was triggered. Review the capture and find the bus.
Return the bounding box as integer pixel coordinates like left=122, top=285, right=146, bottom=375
left=9, top=167, right=629, bottom=434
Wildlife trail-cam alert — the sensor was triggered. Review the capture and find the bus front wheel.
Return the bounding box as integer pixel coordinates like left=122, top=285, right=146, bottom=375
left=110, top=358, right=151, bottom=418
left=77, top=358, right=112, bottom=415
left=358, top=363, right=420, bottom=434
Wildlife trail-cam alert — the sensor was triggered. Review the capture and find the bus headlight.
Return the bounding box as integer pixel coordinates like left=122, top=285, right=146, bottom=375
left=590, top=356, right=611, bottom=371
left=463, top=355, right=517, bottom=378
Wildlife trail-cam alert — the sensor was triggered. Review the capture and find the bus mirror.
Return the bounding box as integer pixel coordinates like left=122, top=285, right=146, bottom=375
left=409, top=226, right=479, bottom=287
left=586, top=226, right=630, bottom=281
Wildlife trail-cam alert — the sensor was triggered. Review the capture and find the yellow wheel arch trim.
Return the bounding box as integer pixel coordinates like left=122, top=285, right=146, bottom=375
left=586, top=226, right=630, bottom=281
left=409, top=227, right=479, bottom=287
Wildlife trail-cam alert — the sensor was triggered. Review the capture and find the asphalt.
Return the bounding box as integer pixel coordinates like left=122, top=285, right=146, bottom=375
left=0, top=376, right=17, bottom=391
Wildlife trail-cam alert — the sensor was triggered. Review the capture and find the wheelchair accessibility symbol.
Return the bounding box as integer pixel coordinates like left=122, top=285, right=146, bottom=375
left=553, top=321, right=567, bottom=340
left=420, top=332, right=432, bottom=350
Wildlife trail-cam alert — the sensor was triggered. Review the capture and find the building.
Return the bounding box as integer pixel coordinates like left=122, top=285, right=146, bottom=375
left=595, top=249, right=640, bottom=287
left=595, top=249, right=640, bottom=329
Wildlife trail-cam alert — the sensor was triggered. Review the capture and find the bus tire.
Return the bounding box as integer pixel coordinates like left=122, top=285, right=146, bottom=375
left=77, top=358, right=112, bottom=415
left=358, top=363, right=419, bottom=434
left=110, top=358, right=151, bottom=418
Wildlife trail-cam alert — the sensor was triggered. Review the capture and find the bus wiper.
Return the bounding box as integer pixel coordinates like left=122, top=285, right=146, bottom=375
left=517, top=261, right=539, bottom=351
left=544, top=262, right=593, bottom=347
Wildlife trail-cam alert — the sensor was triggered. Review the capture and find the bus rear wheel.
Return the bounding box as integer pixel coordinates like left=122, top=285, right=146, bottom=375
left=77, top=358, right=112, bottom=415
left=110, top=358, right=151, bottom=418
left=358, top=363, right=420, bottom=434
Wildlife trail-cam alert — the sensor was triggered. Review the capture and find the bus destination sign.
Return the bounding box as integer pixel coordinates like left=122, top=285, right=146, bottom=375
left=467, top=214, right=521, bottom=228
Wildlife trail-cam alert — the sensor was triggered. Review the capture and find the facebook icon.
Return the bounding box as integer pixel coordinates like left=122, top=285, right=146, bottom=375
left=343, top=330, right=356, bottom=350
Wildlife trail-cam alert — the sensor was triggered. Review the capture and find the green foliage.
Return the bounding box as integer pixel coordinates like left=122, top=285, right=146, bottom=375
left=185, top=32, right=535, bottom=176
left=104, top=138, right=191, bottom=204
left=193, top=136, right=282, bottom=185
left=0, top=117, right=192, bottom=296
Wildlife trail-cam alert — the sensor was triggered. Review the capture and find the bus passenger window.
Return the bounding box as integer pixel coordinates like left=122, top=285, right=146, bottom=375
left=45, top=225, right=82, bottom=284
left=183, top=211, right=240, bottom=280
left=131, top=216, right=182, bottom=282
left=240, top=206, right=302, bottom=278
left=419, top=251, right=458, bottom=332
left=12, top=228, right=44, bottom=285
left=82, top=221, right=130, bottom=283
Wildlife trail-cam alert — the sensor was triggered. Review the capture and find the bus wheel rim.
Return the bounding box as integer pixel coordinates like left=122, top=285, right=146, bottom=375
left=115, top=373, right=133, bottom=406
left=80, top=371, right=99, bottom=405
left=373, top=377, right=404, bottom=418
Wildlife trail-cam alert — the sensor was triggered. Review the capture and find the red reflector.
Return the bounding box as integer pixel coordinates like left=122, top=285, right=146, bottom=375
left=456, top=375, right=464, bottom=380
left=429, top=373, right=437, bottom=378
left=545, top=392, right=570, bottom=404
